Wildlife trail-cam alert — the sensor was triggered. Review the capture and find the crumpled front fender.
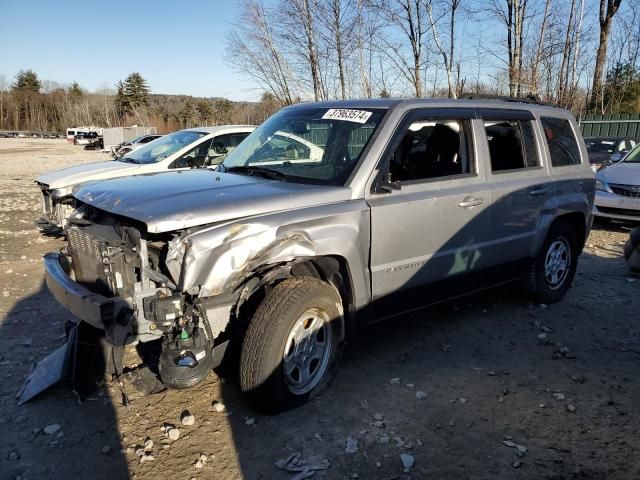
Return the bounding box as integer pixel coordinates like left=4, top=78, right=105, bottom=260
left=164, top=200, right=372, bottom=309
left=166, top=222, right=316, bottom=297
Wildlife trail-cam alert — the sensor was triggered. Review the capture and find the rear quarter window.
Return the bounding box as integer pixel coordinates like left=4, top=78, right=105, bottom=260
left=540, top=117, right=582, bottom=167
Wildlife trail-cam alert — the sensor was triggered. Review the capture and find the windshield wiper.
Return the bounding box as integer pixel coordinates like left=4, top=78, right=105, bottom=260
left=118, top=157, right=138, bottom=164
left=224, top=165, right=287, bottom=181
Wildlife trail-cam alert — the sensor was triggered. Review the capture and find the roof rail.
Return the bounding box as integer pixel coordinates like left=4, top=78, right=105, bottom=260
left=460, top=93, right=557, bottom=107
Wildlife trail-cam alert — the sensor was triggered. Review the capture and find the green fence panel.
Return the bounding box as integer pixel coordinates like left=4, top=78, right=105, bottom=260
left=579, top=114, right=640, bottom=140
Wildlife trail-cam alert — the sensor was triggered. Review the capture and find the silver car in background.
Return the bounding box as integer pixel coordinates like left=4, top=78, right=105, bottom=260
left=112, top=134, right=163, bottom=159
left=594, top=144, right=640, bottom=222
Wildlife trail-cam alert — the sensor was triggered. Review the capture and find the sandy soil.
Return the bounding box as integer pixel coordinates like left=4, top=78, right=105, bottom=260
left=0, top=138, right=639, bottom=480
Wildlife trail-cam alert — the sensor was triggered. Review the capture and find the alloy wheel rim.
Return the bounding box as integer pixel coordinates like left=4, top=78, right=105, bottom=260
left=544, top=238, right=571, bottom=290
left=283, top=308, right=332, bottom=395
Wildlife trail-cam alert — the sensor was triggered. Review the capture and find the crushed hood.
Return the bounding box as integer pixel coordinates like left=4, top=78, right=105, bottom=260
left=73, top=170, right=352, bottom=233
left=597, top=162, right=640, bottom=185
left=36, top=160, right=141, bottom=189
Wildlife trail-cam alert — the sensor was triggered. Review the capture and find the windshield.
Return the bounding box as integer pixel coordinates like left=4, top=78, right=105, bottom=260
left=623, top=144, right=640, bottom=163
left=221, top=107, right=386, bottom=186
left=120, top=130, right=207, bottom=164
left=586, top=138, right=618, bottom=153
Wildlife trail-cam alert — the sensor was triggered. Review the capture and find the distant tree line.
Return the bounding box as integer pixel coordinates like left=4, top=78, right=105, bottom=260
left=225, top=0, right=640, bottom=115
left=0, top=70, right=279, bottom=133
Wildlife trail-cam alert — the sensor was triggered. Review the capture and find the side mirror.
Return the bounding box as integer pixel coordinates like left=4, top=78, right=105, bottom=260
left=374, top=171, right=401, bottom=194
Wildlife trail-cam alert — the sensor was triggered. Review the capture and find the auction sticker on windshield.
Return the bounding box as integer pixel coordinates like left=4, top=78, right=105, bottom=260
left=322, top=109, right=372, bottom=124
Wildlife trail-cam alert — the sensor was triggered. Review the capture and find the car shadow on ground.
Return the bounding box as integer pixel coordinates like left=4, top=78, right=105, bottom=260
left=2, top=246, right=638, bottom=479
left=213, top=245, right=639, bottom=479
left=0, top=281, right=129, bottom=480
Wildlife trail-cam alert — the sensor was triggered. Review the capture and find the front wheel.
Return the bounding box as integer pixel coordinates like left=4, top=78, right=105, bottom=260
left=526, top=223, right=579, bottom=303
left=240, top=277, right=343, bottom=414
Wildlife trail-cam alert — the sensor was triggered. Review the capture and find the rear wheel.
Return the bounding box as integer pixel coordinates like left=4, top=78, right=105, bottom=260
left=526, top=223, right=578, bottom=303
left=240, top=277, right=343, bottom=414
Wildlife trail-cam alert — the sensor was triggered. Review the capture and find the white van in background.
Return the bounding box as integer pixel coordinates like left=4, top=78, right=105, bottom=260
left=66, top=127, right=100, bottom=144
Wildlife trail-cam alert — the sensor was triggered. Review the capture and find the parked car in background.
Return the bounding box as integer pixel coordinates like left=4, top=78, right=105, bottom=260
left=585, top=136, right=637, bottom=171
left=594, top=143, right=640, bottom=222
left=83, top=135, right=104, bottom=150
left=36, top=125, right=255, bottom=228
left=74, top=131, right=100, bottom=145
left=40, top=97, right=594, bottom=413
left=112, top=134, right=163, bottom=159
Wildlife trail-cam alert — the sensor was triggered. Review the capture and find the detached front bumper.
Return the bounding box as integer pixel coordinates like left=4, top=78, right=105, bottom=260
left=43, top=252, right=131, bottom=331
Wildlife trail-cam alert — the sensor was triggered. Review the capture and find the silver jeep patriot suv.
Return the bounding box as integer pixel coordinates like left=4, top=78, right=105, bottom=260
left=41, top=97, right=594, bottom=412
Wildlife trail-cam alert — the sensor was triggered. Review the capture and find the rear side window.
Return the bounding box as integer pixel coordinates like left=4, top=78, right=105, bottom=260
left=484, top=120, right=539, bottom=172
left=540, top=117, right=581, bottom=166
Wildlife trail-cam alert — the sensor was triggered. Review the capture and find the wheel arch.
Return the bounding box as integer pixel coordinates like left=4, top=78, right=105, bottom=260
left=233, top=255, right=358, bottom=342
left=551, top=212, right=588, bottom=252
left=534, top=211, right=588, bottom=258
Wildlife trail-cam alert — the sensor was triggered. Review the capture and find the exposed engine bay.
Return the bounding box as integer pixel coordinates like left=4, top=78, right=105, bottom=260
left=52, top=204, right=232, bottom=393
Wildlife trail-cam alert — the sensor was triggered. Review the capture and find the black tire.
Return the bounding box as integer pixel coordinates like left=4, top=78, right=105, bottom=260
left=240, top=277, right=343, bottom=414
left=624, top=238, right=635, bottom=261
left=526, top=222, right=579, bottom=303
left=630, top=226, right=640, bottom=247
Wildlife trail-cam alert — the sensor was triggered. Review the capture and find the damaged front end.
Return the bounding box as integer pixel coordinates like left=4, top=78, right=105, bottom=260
left=23, top=205, right=238, bottom=402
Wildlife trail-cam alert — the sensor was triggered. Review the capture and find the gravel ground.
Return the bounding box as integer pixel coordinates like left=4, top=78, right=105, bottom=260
left=0, top=138, right=639, bottom=480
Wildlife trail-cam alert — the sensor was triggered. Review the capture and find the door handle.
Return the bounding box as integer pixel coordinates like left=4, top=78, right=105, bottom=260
left=529, top=187, right=550, bottom=196
left=458, top=197, right=484, bottom=208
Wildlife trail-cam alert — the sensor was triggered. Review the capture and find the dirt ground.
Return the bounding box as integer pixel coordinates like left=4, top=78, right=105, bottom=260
left=0, top=138, right=638, bottom=480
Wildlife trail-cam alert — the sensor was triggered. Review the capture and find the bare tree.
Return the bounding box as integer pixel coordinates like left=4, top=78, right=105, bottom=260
left=373, top=0, right=429, bottom=97
left=317, top=0, right=357, bottom=99
left=567, top=0, right=586, bottom=108
left=557, top=0, right=577, bottom=106
left=280, top=0, right=326, bottom=101
left=0, top=75, right=7, bottom=130
left=426, top=0, right=462, bottom=98
left=226, top=0, right=296, bottom=104
left=590, top=0, right=624, bottom=112
left=491, top=0, right=528, bottom=96
left=529, top=0, right=551, bottom=95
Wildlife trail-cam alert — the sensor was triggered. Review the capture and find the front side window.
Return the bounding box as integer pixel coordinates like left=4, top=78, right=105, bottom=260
left=484, top=120, right=539, bottom=172
left=119, top=130, right=207, bottom=165
left=221, top=107, right=386, bottom=185
left=540, top=117, right=581, bottom=167
left=172, top=138, right=214, bottom=168
left=205, top=133, right=251, bottom=165
left=389, top=119, right=472, bottom=182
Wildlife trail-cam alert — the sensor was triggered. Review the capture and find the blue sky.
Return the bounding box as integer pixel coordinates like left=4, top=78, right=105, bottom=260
left=0, top=0, right=263, bottom=101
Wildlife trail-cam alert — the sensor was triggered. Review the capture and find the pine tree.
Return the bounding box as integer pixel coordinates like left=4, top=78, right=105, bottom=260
left=196, top=99, right=214, bottom=125
left=214, top=99, right=232, bottom=125
left=603, top=63, right=640, bottom=113
left=68, top=81, right=83, bottom=99
left=114, top=73, right=150, bottom=118
left=179, top=98, right=195, bottom=127
left=123, top=72, right=150, bottom=108
left=12, top=69, right=41, bottom=93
